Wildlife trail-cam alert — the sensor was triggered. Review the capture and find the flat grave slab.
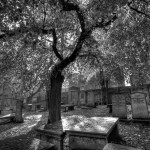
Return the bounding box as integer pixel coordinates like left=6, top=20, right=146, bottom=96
left=65, top=116, right=119, bottom=150
left=37, top=116, right=119, bottom=150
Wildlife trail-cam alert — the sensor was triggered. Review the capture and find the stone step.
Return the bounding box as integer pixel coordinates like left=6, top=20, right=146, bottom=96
left=103, top=143, right=142, bottom=150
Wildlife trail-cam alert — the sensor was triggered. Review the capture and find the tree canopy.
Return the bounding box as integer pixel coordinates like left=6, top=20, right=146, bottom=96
left=0, top=0, right=150, bottom=122
left=75, top=0, right=150, bottom=87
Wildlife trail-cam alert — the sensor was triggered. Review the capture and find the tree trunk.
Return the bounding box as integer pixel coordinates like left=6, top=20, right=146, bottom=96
left=47, top=69, right=64, bottom=124
left=105, top=79, right=109, bottom=105
left=101, top=79, right=106, bottom=104
left=15, top=100, right=23, bottom=123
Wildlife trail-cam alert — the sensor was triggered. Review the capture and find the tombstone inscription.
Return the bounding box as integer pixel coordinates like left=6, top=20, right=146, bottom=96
left=131, top=92, right=149, bottom=119
left=112, top=94, right=129, bottom=118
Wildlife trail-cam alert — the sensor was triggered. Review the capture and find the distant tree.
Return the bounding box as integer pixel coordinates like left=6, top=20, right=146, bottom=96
left=106, top=0, right=150, bottom=86
left=78, top=0, right=150, bottom=88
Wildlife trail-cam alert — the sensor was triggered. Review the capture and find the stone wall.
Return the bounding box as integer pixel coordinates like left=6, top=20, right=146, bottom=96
left=108, top=85, right=150, bottom=105
left=67, top=85, right=150, bottom=106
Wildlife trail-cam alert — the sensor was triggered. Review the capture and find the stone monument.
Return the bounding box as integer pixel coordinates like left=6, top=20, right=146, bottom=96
left=112, top=94, right=129, bottom=118
left=131, top=92, right=149, bottom=119
left=87, top=91, right=95, bottom=107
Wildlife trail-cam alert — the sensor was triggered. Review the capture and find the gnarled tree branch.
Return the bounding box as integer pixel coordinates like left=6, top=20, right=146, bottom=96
left=128, top=1, right=150, bottom=19
left=93, top=14, right=117, bottom=29
left=0, top=26, right=55, bottom=39
left=56, top=0, right=119, bottom=71
left=51, top=29, right=63, bottom=61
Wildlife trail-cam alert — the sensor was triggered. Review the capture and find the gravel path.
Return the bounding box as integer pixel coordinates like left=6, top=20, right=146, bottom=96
left=0, top=105, right=149, bottom=150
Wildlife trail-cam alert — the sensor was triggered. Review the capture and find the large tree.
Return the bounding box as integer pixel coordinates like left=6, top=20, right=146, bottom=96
left=44, top=0, right=128, bottom=123
left=2, top=0, right=149, bottom=123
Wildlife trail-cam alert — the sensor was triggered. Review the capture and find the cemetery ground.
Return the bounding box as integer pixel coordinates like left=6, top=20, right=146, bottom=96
left=0, top=106, right=150, bottom=150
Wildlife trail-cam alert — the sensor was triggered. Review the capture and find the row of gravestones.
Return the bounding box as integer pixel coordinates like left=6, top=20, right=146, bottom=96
left=112, top=92, right=150, bottom=119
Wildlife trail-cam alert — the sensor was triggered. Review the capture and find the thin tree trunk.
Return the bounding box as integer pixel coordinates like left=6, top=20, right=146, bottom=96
left=15, top=100, right=23, bottom=123
left=105, top=79, right=109, bottom=105
left=101, top=79, right=106, bottom=104
left=47, top=69, right=64, bottom=124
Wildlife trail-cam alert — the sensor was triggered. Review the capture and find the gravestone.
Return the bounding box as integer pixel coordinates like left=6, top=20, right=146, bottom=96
left=32, top=103, right=36, bottom=111
left=71, top=91, right=78, bottom=105
left=112, top=94, right=129, bottom=118
left=131, top=87, right=150, bottom=105
left=131, top=92, right=149, bottom=119
left=1, top=107, right=12, bottom=115
left=69, top=86, right=79, bottom=105
left=87, top=91, right=95, bottom=107
left=80, top=91, right=86, bottom=105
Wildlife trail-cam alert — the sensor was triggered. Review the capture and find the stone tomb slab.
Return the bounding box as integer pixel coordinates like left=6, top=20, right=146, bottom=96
left=112, top=94, right=129, bottom=118
left=131, top=92, right=149, bottom=119
left=64, top=116, right=119, bottom=150
left=36, top=116, right=119, bottom=150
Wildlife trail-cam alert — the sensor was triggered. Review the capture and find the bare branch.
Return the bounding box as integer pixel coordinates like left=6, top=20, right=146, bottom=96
left=0, top=26, right=63, bottom=61
left=55, top=0, right=118, bottom=71
left=51, top=29, right=63, bottom=61
left=59, top=0, right=85, bottom=32
left=128, top=1, right=150, bottom=19
left=0, top=26, right=54, bottom=39
left=79, top=52, right=104, bottom=63
left=94, top=15, right=117, bottom=29
left=140, top=0, right=149, bottom=4
left=42, top=1, right=47, bottom=29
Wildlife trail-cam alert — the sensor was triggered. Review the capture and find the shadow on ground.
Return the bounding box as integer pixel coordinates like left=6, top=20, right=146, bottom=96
left=0, top=111, right=48, bottom=150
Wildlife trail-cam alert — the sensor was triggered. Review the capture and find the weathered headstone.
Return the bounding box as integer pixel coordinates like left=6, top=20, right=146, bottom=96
left=71, top=91, right=79, bottom=105
left=131, top=87, right=150, bottom=106
left=131, top=92, right=149, bottom=119
left=112, top=94, right=129, bottom=118
left=87, top=91, right=95, bottom=107
left=68, top=86, right=79, bottom=105
left=80, top=91, right=86, bottom=105
left=1, top=107, right=12, bottom=115
left=32, top=103, right=36, bottom=111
